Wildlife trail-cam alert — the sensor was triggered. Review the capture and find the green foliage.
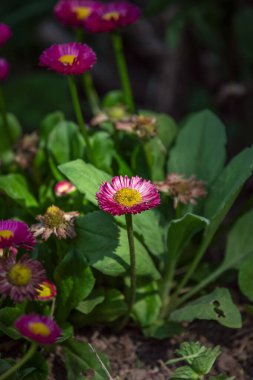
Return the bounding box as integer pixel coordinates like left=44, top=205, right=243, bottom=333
left=0, top=174, right=38, bottom=208
left=171, top=288, right=242, bottom=328
left=0, top=307, right=23, bottom=339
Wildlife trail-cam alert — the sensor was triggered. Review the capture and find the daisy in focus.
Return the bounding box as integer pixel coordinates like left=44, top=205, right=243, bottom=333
left=0, top=219, right=35, bottom=251
left=85, top=1, right=141, bottom=33
left=54, top=0, right=102, bottom=27
left=155, top=173, right=207, bottom=208
left=39, top=42, right=96, bottom=75
left=0, top=254, right=46, bottom=302
left=96, top=175, right=160, bottom=216
left=15, top=314, right=61, bottom=345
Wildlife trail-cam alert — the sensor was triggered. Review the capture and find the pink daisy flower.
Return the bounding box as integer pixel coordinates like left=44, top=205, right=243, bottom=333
left=54, top=0, right=103, bottom=28
left=54, top=180, right=76, bottom=197
left=96, top=175, right=160, bottom=216
left=0, top=219, right=35, bottom=251
left=15, top=314, right=61, bottom=345
left=0, top=23, right=12, bottom=47
left=85, top=1, right=141, bottom=33
left=0, top=254, right=46, bottom=303
left=35, top=280, right=57, bottom=301
left=39, top=42, right=96, bottom=75
left=0, top=58, right=9, bottom=81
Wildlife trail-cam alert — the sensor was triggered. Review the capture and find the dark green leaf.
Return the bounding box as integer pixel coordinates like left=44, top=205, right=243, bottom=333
left=238, top=256, right=253, bottom=302
left=40, top=111, right=65, bottom=141
left=90, top=132, right=114, bottom=173
left=0, top=174, right=38, bottom=208
left=19, top=352, right=48, bottom=380
left=143, top=320, right=183, bottom=340
left=171, top=365, right=199, bottom=379
left=0, top=307, right=23, bottom=339
left=76, top=289, right=105, bottom=315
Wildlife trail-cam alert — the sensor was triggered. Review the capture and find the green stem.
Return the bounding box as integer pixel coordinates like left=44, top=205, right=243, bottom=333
left=111, top=31, right=135, bottom=113
left=0, top=343, right=37, bottom=380
left=119, top=214, right=136, bottom=328
left=50, top=297, right=56, bottom=318
left=67, top=75, right=92, bottom=161
left=82, top=72, right=100, bottom=115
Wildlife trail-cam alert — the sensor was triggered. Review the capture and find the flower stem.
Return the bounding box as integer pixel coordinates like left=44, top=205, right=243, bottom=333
left=0, top=342, right=37, bottom=380
left=111, top=31, right=135, bottom=113
left=82, top=72, right=100, bottom=115
left=119, top=214, right=136, bottom=328
left=67, top=75, right=92, bottom=161
left=50, top=297, right=56, bottom=318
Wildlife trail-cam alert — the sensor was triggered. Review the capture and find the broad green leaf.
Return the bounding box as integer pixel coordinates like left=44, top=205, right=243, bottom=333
left=167, top=213, right=209, bottom=264
left=205, top=147, right=253, bottom=221
left=90, top=131, right=114, bottom=173
left=132, top=210, right=165, bottom=257
left=143, top=320, right=183, bottom=340
left=132, top=281, right=162, bottom=327
left=54, top=249, right=95, bottom=321
left=223, top=208, right=253, bottom=270
left=238, top=257, right=253, bottom=302
left=171, top=366, right=199, bottom=379
left=47, top=121, right=85, bottom=164
left=59, top=159, right=111, bottom=205
left=75, top=212, right=160, bottom=279
left=63, top=338, right=110, bottom=380
left=102, top=90, right=124, bottom=108
left=170, top=288, right=242, bottom=328
left=144, top=137, right=166, bottom=181
left=175, top=342, right=207, bottom=364
left=0, top=113, right=22, bottom=163
left=0, top=174, right=38, bottom=208
left=192, top=346, right=221, bottom=375
left=57, top=323, right=74, bottom=343
left=0, top=307, right=22, bottom=339
left=71, top=289, right=127, bottom=327
left=40, top=111, right=64, bottom=141
left=168, top=110, right=226, bottom=185
left=76, top=289, right=105, bottom=315
left=19, top=353, right=48, bottom=380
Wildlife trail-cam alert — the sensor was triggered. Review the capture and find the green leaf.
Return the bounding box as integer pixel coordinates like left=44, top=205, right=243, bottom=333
left=171, top=366, right=199, bottom=379
left=54, top=249, right=95, bottom=321
left=0, top=359, right=17, bottom=380
left=191, top=346, right=221, bottom=375
left=238, top=256, right=253, bottom=302
left=132, top=210, right=165, bottom=257
left=143, top=320, right=183, bottom=340
left=75, top=212, right=160, bottom=279
left=102, top=90, right=124, bottom=108
left=0, top=174, right=38, bottom=208
left=0, top=307, right=23, bottom=339
left=167, top=213, right=209, bottom=264
left=223, top=208, right=253, bottom=271
left=132, top=281, right=162, bottom=327
left=63, top=338, right=110, bottom=380
left=71, top=289, right=127, bottom=327
left=168, top=110, right=226, bottom=185
left=47, top=121, right=85, bottom=164
left=90, top=132, right=114, bottom=173
left=175, top=342, right=207, bottom=364
left=19, top=353, right=48, bottom=380
left=170, top=288, right=242, bottom=328
left=40, top=111, right=65, bottom=141
left=144, top=137, right=166, bottom=181
left=76, top=289, right=105, bottom=315
left=57, top=323, right=74, bottom=343
left=59, top=159, right=111, bottom=205
left=0, top=113, right=22, bottom=163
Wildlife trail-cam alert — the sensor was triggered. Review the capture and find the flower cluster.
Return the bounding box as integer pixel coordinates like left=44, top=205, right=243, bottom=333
left=97, top=175, right=160, bottom=216
left=0, top=23, right=11, bottom=81
left=155, top=173, right=207, bottom=208
left=54, top=0, right=141, bottom=32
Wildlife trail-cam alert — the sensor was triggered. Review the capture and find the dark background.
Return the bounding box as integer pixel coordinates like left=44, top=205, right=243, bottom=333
left=1, top=0, right=253, bottom=156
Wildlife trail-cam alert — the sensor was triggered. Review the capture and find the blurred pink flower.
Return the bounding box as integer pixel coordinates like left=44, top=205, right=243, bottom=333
left=0, top=23, right=12, bottom=47
left=54, top=0, right=103, bottom=27
left=0, top=58, right=9, bottom=81
left=54, top=180, right=76, bottom=197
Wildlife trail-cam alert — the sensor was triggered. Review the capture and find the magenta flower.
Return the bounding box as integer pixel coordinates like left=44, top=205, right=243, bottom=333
left=15, top=314, right=61, bottom=345
left=54, top=0, right=103, bottom=28
left=54, top=180, right=76, bottom=197
left=39, top=42, right=96, bottom=75
left=0, top=58, right=9, bottom=81
left=0, top=219, right=35, bottom=251
left=85, top=1, right=141, bottom=33
left=0, top=23, right=12, bottom=47
left=0, top=254, right=46, bottom=302
left=35, top=280, right=57, bottom=301
left=96, top=175, right=160, bottom=216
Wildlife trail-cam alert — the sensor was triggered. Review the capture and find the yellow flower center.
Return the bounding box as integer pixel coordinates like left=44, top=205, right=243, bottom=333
left=28, top=322, right=50, bottom=337
left=74, top=6, right=92, bottom=20
left=8, top=264, right=32, bottom=286
left=102, top=11, right=120, bottom=21
left=0, top=230, right=14, bottom=241
left=113, top=188, right=142, bottom=207
left=44, top=205, right=65, bottom=228
left=58, top=54, right=76, bottom=65
left=37, top=282, right=53, bottom=298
